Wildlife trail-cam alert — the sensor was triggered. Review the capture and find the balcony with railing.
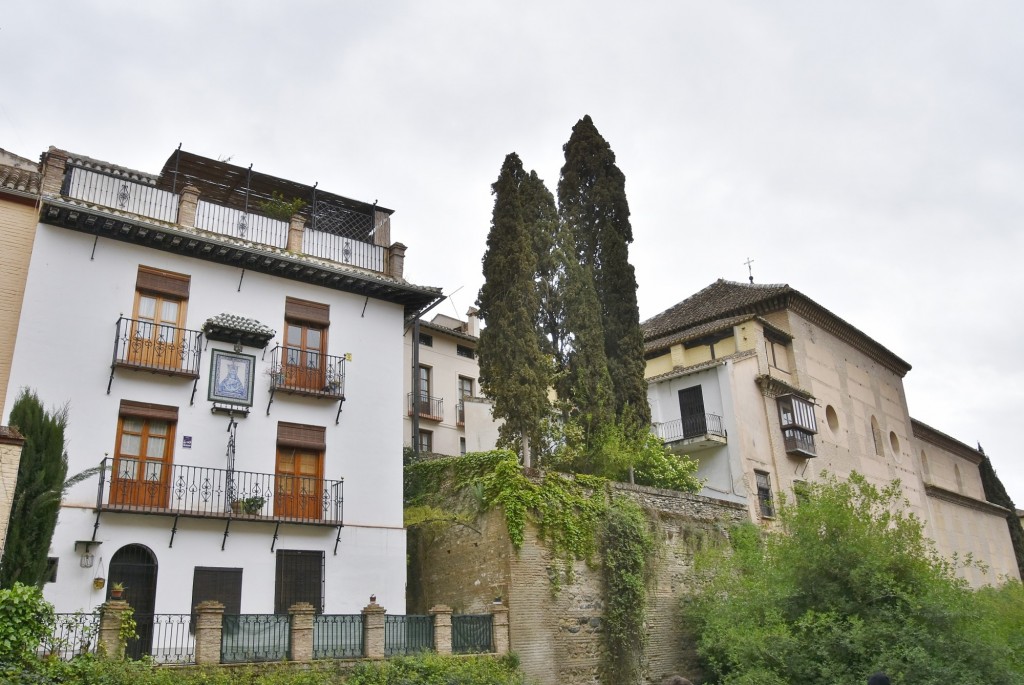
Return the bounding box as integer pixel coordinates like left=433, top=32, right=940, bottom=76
left=456, top=400, right=465, bottom=427
left=96, top=457, right=343, bottom=525
left=653, top=412, right=728, bottom=453
left=111, top=316, right=203, bottom=379
left=407, top=393, right=444, bottom=422
left=267, top=345, right=346, bottom=400
left=783, top=428, right=817, bottom=458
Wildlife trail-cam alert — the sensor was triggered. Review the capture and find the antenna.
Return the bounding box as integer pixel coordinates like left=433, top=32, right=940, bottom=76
left=744, top=257, right=755, bottom=284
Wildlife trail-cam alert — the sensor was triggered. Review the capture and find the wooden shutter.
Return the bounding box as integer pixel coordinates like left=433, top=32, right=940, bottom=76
left=119, top=400, right=178, bottom=422
left=276, top=422, right=326, bottom=451
left=136, top=265, right=190, bottom=299
left=191, top=567, right=243, bottom=616
left=284, top=297, right=330, bottom=327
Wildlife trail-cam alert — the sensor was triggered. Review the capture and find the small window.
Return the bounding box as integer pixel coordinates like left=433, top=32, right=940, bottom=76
left=870, top=416, right=883, bottom=456
left=419, top=333, right=433, bottom=347
left=192, top=567, right=243, bottom=616
left=460, top=437, right=467, bottom=456
left=755, top=471, right=774, bottom=518
left=44, top=557, right=58, bottom=583
left=418, top=430, right=433, bottom=453
left=456, top=344, right=475, bottom=359
left=458, top=377, right=474, bottom=399
left=275, top=550, right=324, bottom=614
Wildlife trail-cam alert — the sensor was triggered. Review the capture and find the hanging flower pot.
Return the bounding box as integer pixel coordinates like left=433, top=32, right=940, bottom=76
left=93, top=577, right=105, bottom=591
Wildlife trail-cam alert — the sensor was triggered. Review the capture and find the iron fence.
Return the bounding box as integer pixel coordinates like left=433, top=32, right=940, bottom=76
left=65, top=166, right=179, bottom=223
left=268, top=345, right=346, bottom=399
left=40, top=612, right=98, bottom=660
left=194, top=200, right=290, bottom=248
left=302, top=229, right=385, bottom=272
left=407, top=393, right=444, bottom=422
left=221, top=614, right=290, bottom=663
left=384, top=615, right=434, bottom=656
left=112, top=316, right=204, bottom=377
left=97, top=456, right=344, bottom=524
left=313, top=614, right=364, bottom=659
left=126, top=613, right=195, bottom=664
left=452, top=614, right=493, bottom=654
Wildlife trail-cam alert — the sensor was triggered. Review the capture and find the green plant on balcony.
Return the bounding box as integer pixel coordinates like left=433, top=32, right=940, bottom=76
left=257, top=192, right=306, bottom=222
left=231, top=495, right=266, bottom=515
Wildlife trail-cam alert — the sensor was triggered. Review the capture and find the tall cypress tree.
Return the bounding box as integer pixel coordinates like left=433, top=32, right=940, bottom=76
left=523, top=171, right=565, bottom=370
left=1, top=389, right=69, bottom=588
left=557, top=115, right=649, bottom=429
left=476, top=154, right=552, bottom=465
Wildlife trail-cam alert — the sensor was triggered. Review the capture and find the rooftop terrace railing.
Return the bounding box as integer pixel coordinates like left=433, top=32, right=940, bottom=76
left=65, top=166, right=178, bottom=223
left=195, top=200, right=289, bottom=248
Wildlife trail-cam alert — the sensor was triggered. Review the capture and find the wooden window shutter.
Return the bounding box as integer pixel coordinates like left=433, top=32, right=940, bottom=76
left=119, top=400, right=179, bottom=422
left=136, top=265, right=190, bottom=299
left=284, top=297, right=330, bottom=327
left=276, top=422, right=326, bottom=451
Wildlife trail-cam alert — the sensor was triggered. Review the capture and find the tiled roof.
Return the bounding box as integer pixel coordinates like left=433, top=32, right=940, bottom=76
left=419, top=318, right=477, bottom=343
left=642, top=279, right=912, bottom=376
left=0, top=163, right=41, bottom=196
left=203, top=313, right=277, bottom=349
left=65, top=151, right=159, bottom=185
left=645, top=349, right=757, bottom=383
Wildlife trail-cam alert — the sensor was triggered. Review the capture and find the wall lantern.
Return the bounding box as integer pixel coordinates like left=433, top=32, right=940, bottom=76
left=74, top=540, right=101, bottom=569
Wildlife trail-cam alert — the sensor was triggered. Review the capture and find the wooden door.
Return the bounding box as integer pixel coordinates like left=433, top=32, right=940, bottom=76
left=274, top=449, right=323, bottom=520
left=130, top=293, right=184, bottom=370
left=677, top=386, right=707, bottom=438
left=284, top=323, right=325, bottom=391
left=110, top=417, right=173, bottom=508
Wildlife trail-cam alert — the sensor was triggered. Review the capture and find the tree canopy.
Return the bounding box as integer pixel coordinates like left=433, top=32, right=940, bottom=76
left=685, top=472, right=1023, bottom=685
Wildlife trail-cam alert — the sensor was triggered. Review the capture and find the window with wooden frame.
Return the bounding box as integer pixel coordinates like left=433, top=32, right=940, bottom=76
left=130, top=266, right=190, bottom=370
left=110, top=401, right=177, bottom=509
left=283, top=297, right=330, bottom=392
left=418, top=429, right=433, bottom=454
left=275, top=422, right=326, bottom=520
left=777, top=394, right=817, bottom=457
left=457, top=376, right=474, bottom=399
left=755, top=470, right=774, bottom=518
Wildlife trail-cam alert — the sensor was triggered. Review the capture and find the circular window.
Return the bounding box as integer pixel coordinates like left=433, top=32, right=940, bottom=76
left=825, top=405, right=839, bottom=432
left=889, top=431, right=900, bottom=455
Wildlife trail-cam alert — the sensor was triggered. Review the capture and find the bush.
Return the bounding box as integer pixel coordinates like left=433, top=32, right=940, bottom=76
left=0, top=583, right=54, bottom=666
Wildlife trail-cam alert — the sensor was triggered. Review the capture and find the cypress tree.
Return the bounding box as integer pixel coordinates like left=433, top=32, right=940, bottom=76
left=476, top=154, right=552, bottom=465
left=1, top=390, right=69, bottom=588
left=523, top=170, right=565, bottom=370
left=977, top=447, right=1024, bottom=578
left=557, top=115, right=650, bottom=429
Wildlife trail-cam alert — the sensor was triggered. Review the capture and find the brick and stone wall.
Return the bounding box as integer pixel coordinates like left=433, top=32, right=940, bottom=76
left=0, top=427, right=25, bottom=562
left=409, top=480, right=747, bottom=685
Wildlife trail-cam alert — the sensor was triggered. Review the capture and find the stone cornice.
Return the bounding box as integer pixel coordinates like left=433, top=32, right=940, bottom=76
left=911, top=419, right=983, bottom=465
left=924, top=484, right=1010, bottom=517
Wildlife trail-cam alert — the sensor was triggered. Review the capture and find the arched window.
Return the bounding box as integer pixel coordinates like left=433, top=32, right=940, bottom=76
left=870, top=416, right=883, bottom=456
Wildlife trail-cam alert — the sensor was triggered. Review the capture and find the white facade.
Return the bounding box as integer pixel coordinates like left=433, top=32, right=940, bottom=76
left=4, top=148, right=441, bottom=617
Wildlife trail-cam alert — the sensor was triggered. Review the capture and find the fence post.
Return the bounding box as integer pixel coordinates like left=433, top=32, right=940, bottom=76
left=193, top=600, right=225, bottom=665
left=177, top=183, right=200, bottom=227
left=287, top=214, right=306, bottom=252
left=489, top=601, right=510, bottom=655
left=289, top=602, right=316, bottom=662
left=429, top=605, right=453, bottom=655
left=361, top=598, right=386, bottom=659
left=98, top=600, right=129, bottom=658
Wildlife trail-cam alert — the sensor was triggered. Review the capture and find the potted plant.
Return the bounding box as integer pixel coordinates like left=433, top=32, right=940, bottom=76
left=110, top=582, right=126, bottom=599
left=240, top=495, right=265, bottom=515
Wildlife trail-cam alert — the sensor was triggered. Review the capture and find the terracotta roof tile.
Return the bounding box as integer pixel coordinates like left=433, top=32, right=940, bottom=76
left=0, top=163, right=41, bottom=196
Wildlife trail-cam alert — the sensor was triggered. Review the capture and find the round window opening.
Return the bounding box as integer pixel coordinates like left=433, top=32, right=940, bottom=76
left=889, top=431, right=900, bottom=455
left=825, top=405, right=839, bottom=432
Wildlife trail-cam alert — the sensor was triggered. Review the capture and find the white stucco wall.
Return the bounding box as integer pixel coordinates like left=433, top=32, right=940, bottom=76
left=5, top=224, right=409, bottom=613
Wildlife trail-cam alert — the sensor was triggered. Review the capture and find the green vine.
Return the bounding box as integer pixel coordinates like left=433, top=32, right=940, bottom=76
left=118, top=607, right=137, bottom=656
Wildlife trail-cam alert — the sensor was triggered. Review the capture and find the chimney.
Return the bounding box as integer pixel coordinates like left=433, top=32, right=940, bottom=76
left=465, top=306, right=480, bottom=337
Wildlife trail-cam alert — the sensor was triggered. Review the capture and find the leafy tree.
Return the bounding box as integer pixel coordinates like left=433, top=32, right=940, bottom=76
left=685, top=473, right=1022, bottom=685
left=1, top=390, right=69, bottom=588
left=977, top=446, right=1024, bottom=578
left=477, top=154, right=553, bottom=465
left=557, top=115, right=650, bottom=429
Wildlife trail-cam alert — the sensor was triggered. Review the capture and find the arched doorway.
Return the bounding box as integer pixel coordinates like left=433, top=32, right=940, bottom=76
left=108, top=544, right=158, bottom=659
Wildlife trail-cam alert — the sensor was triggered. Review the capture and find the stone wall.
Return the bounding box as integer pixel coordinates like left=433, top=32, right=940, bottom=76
left=409, top=481, right=747, bottom=685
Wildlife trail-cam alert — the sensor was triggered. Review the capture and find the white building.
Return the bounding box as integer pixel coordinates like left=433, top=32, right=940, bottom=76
left=3, top=148, right=442, bottom=635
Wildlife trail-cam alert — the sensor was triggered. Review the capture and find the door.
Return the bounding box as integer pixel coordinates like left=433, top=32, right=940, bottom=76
left=130, top=293, right=184, bottom=370
left=110, top=416, right=173, bottom=508
left=274, top=448, right=324, bottom=520
left=109, top=545, right=158, bottom=660
left=284, top=322, right=325, bottom=391
left=678, top=386, right=707, bottom=439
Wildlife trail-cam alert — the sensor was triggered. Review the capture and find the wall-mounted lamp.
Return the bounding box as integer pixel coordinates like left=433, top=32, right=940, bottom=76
left=74, top=540, right=101, bottom=569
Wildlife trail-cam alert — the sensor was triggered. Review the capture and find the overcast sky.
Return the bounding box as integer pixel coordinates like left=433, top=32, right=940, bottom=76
left=2, top=2, right=1022, bottom=505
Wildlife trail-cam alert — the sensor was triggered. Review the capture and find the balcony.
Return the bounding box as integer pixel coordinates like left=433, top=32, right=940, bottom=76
left=96, top=457, right=343, bottom=525
left=267, top=345, right=346, bottom=400
left=653, top=413, right=728, bottom=453
left=407, top=393, right=443, bottom=422
left=456, top=401, right=465, bottom=427
left=783, top=428, right=817, bottom=458
left=111, top=316, right=203, bottom=378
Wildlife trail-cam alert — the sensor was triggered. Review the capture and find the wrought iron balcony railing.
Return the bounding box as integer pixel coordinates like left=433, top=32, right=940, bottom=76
left=653, top=413, right=727, bottom=443
left=407, top=393, right=443, bottom=421
left=456, top=401, right=465, bottom=427
left=783, top=429, right=817, bottom=457
left=267, top=345, right=346, bottom=399
left=112, top=316, right=203, bottom=378
left=96, top=457, right=343, bottom=525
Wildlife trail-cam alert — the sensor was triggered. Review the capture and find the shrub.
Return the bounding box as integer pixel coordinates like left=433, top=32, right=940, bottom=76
left=0, top=583, right=54, bottom=666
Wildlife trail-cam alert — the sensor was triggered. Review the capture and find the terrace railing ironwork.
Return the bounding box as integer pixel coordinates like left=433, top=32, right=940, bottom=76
left=302, top=229, right=385, bottom=272
left=384, top=615, right=434, bottom=656
left=312, top=614, right=365, bottom=659
left=112, top=316, right=204, bottom=378
left=40, top=612, right=99, bottom=661
left=97, top=456, right=344, bottom=524
left=456, top=401, right=465, bottom=427
left=194, top=200, right=289, bottom=248
left=407, top=393, right=443, bottom=422
left=452, top=614, right=493, bottom=654
left=653, top=413, right=726, bottom=442
left=221, top=614, right=290, bottom=663
left=65, top=166, right=179, bottom=223
left=268, top=346, right=346, bottom=399
left=126, top=614, right=195, bottom=664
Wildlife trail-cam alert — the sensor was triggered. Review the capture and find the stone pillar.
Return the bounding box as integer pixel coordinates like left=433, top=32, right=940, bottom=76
left=430, top=605, right=453, bottom=655
left=0, top=428, right=25, bottom=562
left=98, top=600, right=130, bottom=658
left=287, top=214, right=306, bottom=252
left=361, top=598, right=386, bottom=659
left=388, top=242, right=407, bottom=280
left=489, top=602, right=510, bottom=655
left=373, top=210, right=391, bottom=247
left=40, top=147, right=68, bottom=197
left=193, top=600, right=225, bottom=665
left=177, top=184, right=200, bottom=228
left=288, top=602, right=316, bottom=662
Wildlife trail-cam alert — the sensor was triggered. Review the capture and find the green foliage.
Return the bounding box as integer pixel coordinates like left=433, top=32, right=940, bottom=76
left=1, top=389, right=69, bottom=588
left=256, top=191, right=306, bottom=222
left=977, top=452, right=1024, bottom=578
left=477, top=153, right=555, bottom=461
left=0, top=583, right=54, bottom=666
left=347, top=652, right=528, bottom=684
left=630, top=431, right=702, bottom=493
left=685, top=472, right=1024, bottom=685
left=600, top=498, right=655, bottom=685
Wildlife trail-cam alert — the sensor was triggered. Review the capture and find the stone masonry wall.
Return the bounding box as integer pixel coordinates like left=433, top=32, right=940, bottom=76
left=409, top=480, right=747, bottom=685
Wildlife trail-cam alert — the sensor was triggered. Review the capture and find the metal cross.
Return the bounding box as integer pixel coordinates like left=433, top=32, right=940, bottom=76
left=744, top=257, right=755, bottom=283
